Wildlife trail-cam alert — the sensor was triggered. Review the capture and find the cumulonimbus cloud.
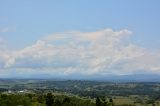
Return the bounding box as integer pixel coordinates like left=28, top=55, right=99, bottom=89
left=0, top=28, right=160, bottom=77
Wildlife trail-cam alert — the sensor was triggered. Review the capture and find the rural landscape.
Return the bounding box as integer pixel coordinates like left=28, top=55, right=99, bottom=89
left=0, top=79, right=160, bottom=106
left=1, top=0, right=160, bottom=106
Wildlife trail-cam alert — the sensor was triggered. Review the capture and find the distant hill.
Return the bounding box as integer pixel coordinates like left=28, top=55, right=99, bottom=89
left=2, top=73, right=160, bottom=82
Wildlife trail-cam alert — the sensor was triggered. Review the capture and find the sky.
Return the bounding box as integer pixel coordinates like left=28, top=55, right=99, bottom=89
left=0, top=0, right=160, bottom=78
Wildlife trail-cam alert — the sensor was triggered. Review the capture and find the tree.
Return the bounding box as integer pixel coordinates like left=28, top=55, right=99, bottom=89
left=37, top=95, right=44, bottom=104
left=96, top=97, right=101, bottom=106
left=46, top=93, right=53, bottom=106
left=63, top=97, right=70, bottom=106
left=109, top=98, right=113, bottom=103
left=54, top=100, right=62, bottom=106
left=109, top=98, right=114, bottom=106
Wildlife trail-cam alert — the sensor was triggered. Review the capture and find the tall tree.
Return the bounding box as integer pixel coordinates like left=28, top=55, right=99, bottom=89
left=96, top=97, right=101, bottom=106
left=46, top=93, right=53, bottom=106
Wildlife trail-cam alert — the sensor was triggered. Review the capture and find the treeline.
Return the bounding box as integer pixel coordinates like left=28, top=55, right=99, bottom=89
left=0, top=93, right=95, bottom=106
left=0, top=93, right=136, bottom=106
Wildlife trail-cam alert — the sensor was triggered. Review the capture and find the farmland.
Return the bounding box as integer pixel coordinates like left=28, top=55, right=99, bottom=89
left=0, top=79, right=160, bottom=106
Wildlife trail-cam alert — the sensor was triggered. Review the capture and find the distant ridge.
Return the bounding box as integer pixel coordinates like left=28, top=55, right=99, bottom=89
left=1, top=73, right=160, bottom=82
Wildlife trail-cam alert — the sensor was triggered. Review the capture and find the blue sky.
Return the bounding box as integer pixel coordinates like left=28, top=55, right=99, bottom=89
left=0, top=0, right=160, bottom=78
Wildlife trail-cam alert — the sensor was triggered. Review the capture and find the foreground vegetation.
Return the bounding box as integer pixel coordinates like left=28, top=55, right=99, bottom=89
left=0, top=93, right=95, bottom=106
left=0, top=79, right=160, bottom=106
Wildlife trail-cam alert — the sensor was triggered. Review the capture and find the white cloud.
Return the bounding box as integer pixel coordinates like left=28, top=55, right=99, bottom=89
left=0, top=28, right=160, bottom=77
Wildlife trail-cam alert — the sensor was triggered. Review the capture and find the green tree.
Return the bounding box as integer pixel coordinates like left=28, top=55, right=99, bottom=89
left=109, top=98, right=113, bottom=103
left=63, top=97, right=70, bottom=106
left=54, top=100, right=62, bottom=106
left=37, top=95, right=45, bottom=104
left=109, top=98, right=114, bottom=106
left=46, top=93, right=53, bottom=106
left=96, top=97, right=101, bottom=106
